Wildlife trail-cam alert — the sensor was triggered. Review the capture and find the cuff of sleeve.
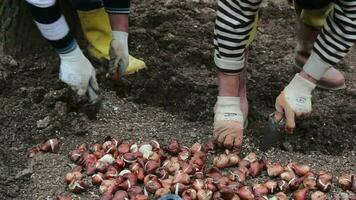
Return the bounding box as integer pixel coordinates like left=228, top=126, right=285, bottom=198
left=214, top=54, right=245, bottom=74
left=302, top=51, right=330, bottom=80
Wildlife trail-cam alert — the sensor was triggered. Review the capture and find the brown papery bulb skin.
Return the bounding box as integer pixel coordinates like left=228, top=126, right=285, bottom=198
left=135, top=194, right=149, bottom=200
left=303, top=172, right=317, bottom=190
left=100, top=192, right=113, bottom=200
left=113, top=190, right=128, bottom=200
left=292, top=188, right=309, bottom=200
left=266, top=162, right=284, bottom=177
left=351, top=174, right=356, bottom=193
left=213, top=154, right=229, bottom=169
left=92, top=173, right=105, bottom=186
left=311, top=191, right=327, bottom=200
left=145, top=179, right=162, bottom=194
left=190, top=143, right=202, bottom=154
left=144, top=160, right=160, bottom=174
left=40, top=138, right=61, bottom=153
left=155, top=188, right=171, bottom=198
left=277, top=180, right=289, bottom=193
left=288, top=162, right=310, bottom=177
left=316, top=171, right=332, bottom=192
left=182, top=188, right=197, bottom=200
left=237, top=186, right=254, bottom=200
left=252, top=184, right=269, bottom=197
left=197, top=189, right=213, bottom=200
left=227, top=152, right=240, bottom=167
left=280, top=170, right=296, bottom=182
left=249, top=160, right=265, bottom=177
left=118, top=143, right=130, bottom=154
left=65, top=171, right=83, bottom=185
left=173, top=171, right=191, bottom=185
left=338, top=173, right=352, bottom=191
left=167, top=139, right=180, bottom=155
left=274, top=192, right=288, bottom=200
left=263, top=180, right=278, bottom=194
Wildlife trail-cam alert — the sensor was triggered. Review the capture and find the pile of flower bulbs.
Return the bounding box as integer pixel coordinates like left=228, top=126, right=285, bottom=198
left=62, top=136, right=356, bottom=200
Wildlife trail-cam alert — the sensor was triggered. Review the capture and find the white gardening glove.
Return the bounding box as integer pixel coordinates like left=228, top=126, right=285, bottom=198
left=275, top=73, right=316, bottom=133
left=59, top=46, right=99, bottom=102
left=213, top=96, right=245, bottom=151
left=108, top=31, right=129, bottom=79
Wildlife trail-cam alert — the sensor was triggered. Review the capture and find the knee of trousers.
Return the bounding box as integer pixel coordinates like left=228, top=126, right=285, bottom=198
left=25, top=0, right=55, bottom=8
left=70, top=0, right=103, bottom=11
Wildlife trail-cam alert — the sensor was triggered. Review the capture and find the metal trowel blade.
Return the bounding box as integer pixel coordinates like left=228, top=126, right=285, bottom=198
left=260, top=113, right=285, bottom=151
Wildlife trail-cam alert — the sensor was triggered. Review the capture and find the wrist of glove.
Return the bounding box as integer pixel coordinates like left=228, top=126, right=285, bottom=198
left=59, top=46, right=99, bottom=101
left=108, top=31, right=129, bottom=78
left=275, top=73, right=316, bottom=133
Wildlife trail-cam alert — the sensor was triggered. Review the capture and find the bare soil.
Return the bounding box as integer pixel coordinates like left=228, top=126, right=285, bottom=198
left=0, top=0, right=355, bottom=199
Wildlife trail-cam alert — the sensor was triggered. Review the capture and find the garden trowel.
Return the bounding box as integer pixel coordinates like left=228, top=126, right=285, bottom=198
left=260, top=112, right=286, bottom=151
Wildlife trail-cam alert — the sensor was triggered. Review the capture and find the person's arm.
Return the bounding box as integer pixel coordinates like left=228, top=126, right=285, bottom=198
left=275, top=0, right=356, bottom=133
left=302, top=0, right=356, bottom=80
left=102, top=0, right=130, bottom=78
left=25, top=0, right=99, bottom=101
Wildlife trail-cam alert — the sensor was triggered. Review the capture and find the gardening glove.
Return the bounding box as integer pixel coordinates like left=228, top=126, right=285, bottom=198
left=108, top=31, right=129, bottom=78
left=59, top=45, right=99, bottom=102
left=274, top=73, right=316, bottom=133
left=213, top=96, right=245, bottom=151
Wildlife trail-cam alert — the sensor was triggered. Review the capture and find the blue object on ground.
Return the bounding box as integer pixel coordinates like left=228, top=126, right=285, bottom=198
left=158, top=194, right=182, bottom=200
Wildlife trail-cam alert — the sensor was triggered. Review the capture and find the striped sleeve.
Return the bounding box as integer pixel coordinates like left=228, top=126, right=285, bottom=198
left=214, top=0, right=262, bottom=73
left=102, top=0, right=130, bottom=14
left=303, top=0, right=356, bottom=80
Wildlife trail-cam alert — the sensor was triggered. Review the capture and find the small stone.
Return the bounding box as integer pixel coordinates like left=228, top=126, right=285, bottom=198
left=37, top=116, right=50, bottom=129
left=281, top=141, right=294, bottom=152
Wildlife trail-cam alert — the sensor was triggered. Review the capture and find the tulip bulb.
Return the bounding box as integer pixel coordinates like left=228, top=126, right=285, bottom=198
left=39, top=138, right=61, bottom=153
left=113, top=190, right=128, bottom=200
left=237, top=186, right=254, bottom=200
left=190, top=143, right=202, bottom=153
left=292, top=188, right=309, bottom=200
left=182, top=189, right=197, bottom=200
left=249, top=160, right=266, bottom=177
left=303, top=172, right=317, bottom=189
left=155, top=188, right=171, bottom=198
left=266, top=162, right=284, bottom=177
left=213, top=154, right=229, bottom=169
left=274, top=192, right=288, bottom=200
left=311, top=191, right=327, bottom=200
left=288, top=162, right=310, bottom=177
left=167, top=139, right=180, bottom=155
left=144, top=160, right=160, bottom=174
left=316, top=171, right=332, bottom=192
left=280, top=170, right=296, bottom=182
left=197, top=189, right=213, bottom=200
left=118, top=143, right=130, bottom=154
left=68, top=180, right=86, bottom=193
left=173, top=171, right=191, bottom=185
left=65, top=171, right=83, bottom=185
left=263, top=180, right=278, bottom=194
left=92, top=173, right=105, bottom=186
left=253, top=184, right=269, bottom=197
left=352, top=174, right=356, bottom=193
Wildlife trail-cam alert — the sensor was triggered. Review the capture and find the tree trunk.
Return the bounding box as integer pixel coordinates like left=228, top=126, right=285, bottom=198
left=0, top=0, right=79, bottom=56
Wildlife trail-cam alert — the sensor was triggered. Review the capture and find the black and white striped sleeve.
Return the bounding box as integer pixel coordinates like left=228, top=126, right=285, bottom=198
left=214, top=0, right=262, bottom=74
left=303, top=0, right=356, bottom=80
left=102, top=0, right=130, bottom=14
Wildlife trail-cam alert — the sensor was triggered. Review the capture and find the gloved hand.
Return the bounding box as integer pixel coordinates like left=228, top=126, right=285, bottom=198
left=275, top=73, right=316, bottom=133
left=59, top=46, right=99, bottom=102
left=108, top=31, right=129, bottom=79
left=213, top=96, right=245, bottom=151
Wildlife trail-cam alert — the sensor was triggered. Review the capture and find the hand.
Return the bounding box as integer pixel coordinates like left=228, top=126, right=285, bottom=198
left=108, top=31, right=129, bottom=79
left=59, top=46, right=99, bottom=101
left=274, top=73, right=316, bottom=133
